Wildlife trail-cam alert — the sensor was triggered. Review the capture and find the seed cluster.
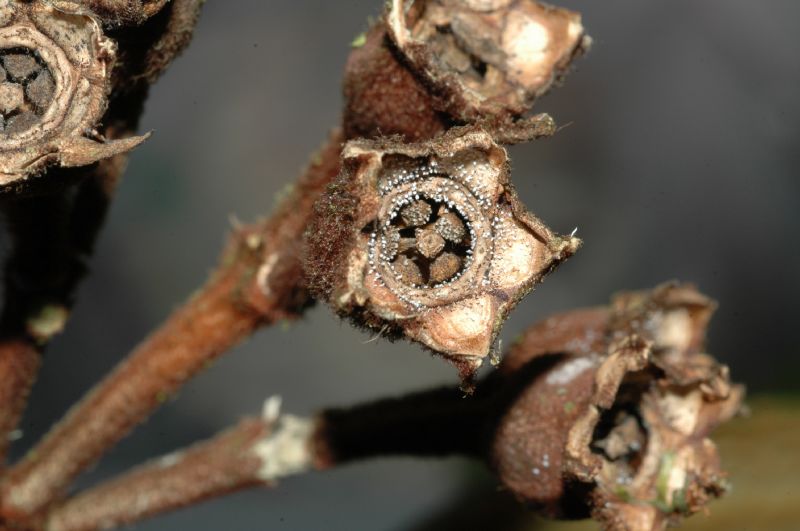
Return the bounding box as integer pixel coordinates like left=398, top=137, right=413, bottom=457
left=383, top=197, right=471, bottom=287
left=365, top=153, right=502, bottom=312
left=0, top=48, right=55, bottom=136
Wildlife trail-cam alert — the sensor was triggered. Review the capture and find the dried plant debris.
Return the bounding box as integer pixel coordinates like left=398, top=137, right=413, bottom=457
left=43, top=0, right=170, bottom=26
left=305, top=126, right=579, bottom=379
left=386, top=0, right=591, bottom=121
left=488, top=282, right=743, bottom=530
left=0, top=1, right=148, bottom=188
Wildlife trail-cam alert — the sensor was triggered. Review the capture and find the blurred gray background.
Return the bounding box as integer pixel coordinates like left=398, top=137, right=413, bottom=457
left=6, top=0, right=800, bottom=529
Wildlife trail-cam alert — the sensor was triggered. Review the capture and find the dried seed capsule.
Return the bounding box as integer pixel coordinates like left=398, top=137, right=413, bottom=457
left=305, top=126, right=580, bottom=378
left=399, top=200, right=432, bottom=227
left=0, top=2, right=148, bottom=187
left=490, top=283, right=743, bottom=528
left=343, top=1, right=586, bottom=142
left=429, top=252, right=461, bottom=284
left=434, top=210, right=466, bottom=242
left=386, top=0, right=591, bottom=120
left=414, top=226, right=445, bottom=259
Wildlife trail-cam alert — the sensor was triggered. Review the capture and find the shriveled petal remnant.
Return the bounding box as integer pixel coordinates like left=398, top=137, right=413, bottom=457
left=489, top=282, right=743, bottom=530
left=0, top=1, right=148, bottom=188
left=305, top=126, right=579, bottom=378
left=386, top=0, right=590, bottom=120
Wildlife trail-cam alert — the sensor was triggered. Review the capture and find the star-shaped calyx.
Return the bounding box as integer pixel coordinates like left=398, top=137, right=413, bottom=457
left=305, top=126, right=579, bottom=380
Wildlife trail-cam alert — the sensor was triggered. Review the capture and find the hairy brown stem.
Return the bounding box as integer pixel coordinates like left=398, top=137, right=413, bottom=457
left=45, top=418, right=274, bottom=531
left=0, top=132, right=343, bottom=520
left=43, top=385, right=486, bottom=531
left=0, top=236, right=265, bottom=520
left=0, top=340, right=40, bottom=467
left=313, top=386, right=487, bottom=468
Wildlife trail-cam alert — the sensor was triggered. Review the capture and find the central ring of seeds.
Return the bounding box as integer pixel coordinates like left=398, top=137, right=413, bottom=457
left=0, top=47, right=56, bottom=136
left=381, top=196, right=472, bottom=288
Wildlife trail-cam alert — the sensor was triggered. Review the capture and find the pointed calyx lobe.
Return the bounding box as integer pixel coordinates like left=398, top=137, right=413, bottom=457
left=305, top=127, right=579, bottom=375
left=0, top=1, right=150, bottom=189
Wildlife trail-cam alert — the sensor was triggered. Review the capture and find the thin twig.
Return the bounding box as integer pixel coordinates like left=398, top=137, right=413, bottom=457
left=0, top=340, right=40, bottom=466
left=312, top=386, right=485, bottom=467
left=43, top=387, right=481, bottom=531
left=44, top=411, right=313, bottom=531
left=0, top=133, right=343, bottom=519
left=0, top=236, right=267, bottom=519
left=40, top=382, right=496, bottom=530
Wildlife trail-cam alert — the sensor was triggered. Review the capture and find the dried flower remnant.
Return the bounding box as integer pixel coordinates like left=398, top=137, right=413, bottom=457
left=0, top=1, right=148, bottom=188
left=343, top=0, right=587, bottom=142
left=386, top=0, right=591, bottom=121
left=305, top=126, right=579, bottom=378
left=488, top=283, right=744, bottom=530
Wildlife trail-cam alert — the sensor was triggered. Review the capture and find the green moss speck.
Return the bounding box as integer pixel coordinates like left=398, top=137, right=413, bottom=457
left=351, top=32, right=367, bottom=48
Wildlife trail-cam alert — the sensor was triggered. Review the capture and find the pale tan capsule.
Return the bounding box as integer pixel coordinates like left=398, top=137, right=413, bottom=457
left=0, top=2, right=148, bottom=187
left=305, top=126, right=580, bottom=376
